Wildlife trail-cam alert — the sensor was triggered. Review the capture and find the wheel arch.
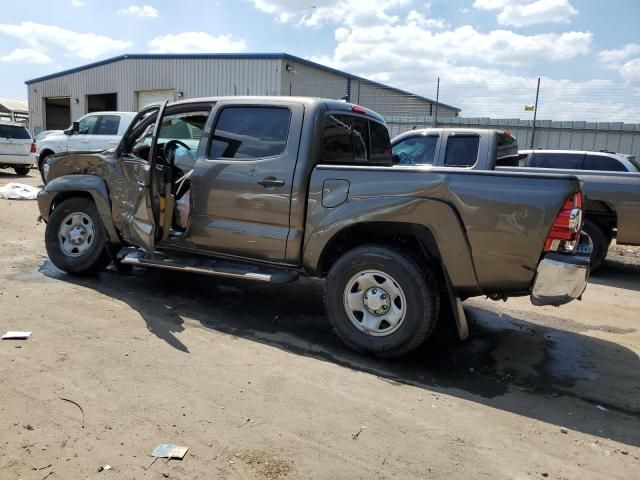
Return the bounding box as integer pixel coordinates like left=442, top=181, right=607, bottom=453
left=38, top=175, right=120, bottom=243
left=308, top=215, right=477, bottom=342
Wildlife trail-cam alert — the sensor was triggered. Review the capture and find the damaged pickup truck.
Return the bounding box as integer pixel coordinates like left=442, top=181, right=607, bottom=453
left=38, top=97, right=590, bottom=358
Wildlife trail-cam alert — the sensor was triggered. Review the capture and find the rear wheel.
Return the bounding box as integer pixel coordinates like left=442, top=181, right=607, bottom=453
left=13, top=166, right=31, bottom=176
left=45, top=197, right=112, bottom=275
left=325, top=245, right=439, bottom=358
left=582, top=220, right=610, bottom=272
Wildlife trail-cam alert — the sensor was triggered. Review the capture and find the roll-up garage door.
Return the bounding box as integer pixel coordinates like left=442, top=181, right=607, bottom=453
left=136, top=89, right=175, bottom=110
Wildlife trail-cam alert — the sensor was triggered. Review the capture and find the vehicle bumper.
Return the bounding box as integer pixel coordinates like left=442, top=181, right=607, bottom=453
left=0, top=153, right=33, bottom=166
left=531, top=234, right=591, bottom=306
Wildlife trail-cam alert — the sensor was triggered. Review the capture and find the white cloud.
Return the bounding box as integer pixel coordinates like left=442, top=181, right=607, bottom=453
left=71, top=0, right=85, bottom=6
left=1, top=48, right=52, bottom=64
left=0, top=22, right=132, bottom=60
left=251, top=0, right=411, bottom=27
left=598, top=44, right=640, bottom=82
left=620, top=59, right=640, bottom=83
left=148, top=32, right=247, bottom=53
left=598, top=43, right=640, bottom=68
left=406, top=10, right=448, bottom=29
left=474, top=0, right=578, bottom=27
left=117, top=5, right=159, bottom=17
left=322, top=25, right=591, bottom=67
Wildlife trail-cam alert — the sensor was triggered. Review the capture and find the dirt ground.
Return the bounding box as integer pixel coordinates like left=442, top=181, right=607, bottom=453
left=1, top=172, right=639, bottom=480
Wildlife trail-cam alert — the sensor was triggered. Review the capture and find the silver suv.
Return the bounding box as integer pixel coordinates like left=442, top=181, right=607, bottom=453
left=518, top=149, right=639, bottom=172
left=0, top=122, right=34, bottom=175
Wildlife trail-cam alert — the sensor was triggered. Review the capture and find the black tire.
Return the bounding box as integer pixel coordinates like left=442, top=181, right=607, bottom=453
left=38, top=153, right=50, bottom=184
left=582, top=220, right=610, bottom=272
left=13, top=166, right=31, bottom=176
left=325, top=245, right=439, bottom=358
left=45, top=197, right=112, bottom=275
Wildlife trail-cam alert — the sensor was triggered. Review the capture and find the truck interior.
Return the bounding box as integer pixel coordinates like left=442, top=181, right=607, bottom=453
left=122, top=105, right=211, bottom=237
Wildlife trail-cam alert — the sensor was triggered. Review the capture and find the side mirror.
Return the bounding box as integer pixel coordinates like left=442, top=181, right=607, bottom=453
left=64, top=121, right=79, bottom=135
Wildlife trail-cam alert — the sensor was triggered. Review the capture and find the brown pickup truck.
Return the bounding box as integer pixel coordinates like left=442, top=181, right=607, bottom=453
left=391, top=128, right=640, bottom=270
left=38, top=97, right=589, bottom=358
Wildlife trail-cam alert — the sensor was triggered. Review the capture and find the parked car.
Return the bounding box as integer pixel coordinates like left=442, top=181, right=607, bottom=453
left=0, top=121, right=35, bottom=175
left=37, top=111, right=136, bottom=183
left=391, top=128, right=640, bottom=271
left=38, top=98, right=589, bottom=358
left=517, top=149, right=639, bottom=173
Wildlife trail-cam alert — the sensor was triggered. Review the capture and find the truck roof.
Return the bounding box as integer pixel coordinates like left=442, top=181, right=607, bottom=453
left=168, top=96, right=386, bottom=123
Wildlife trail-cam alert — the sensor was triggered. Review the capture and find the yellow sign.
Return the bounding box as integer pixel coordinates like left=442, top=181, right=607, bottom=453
left=524, top=105, right=535, bottom=112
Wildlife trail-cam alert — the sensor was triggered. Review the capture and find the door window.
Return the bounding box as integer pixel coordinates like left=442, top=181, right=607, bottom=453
left=95, top=115, right=121, bottom=135
left=444, top=135, right=480, bottom=167
left=77, top=115, right=99, bottom=134
left=392, top=136, right=438, bottom=165
left=209, top=107, right=291, bottom=160
left=583, top=154, right=628, bottom=172
left=529, top=152, right=583, bottom=169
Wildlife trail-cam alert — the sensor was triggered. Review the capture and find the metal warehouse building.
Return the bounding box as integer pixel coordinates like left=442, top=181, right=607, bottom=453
left=25, top=53, right=459, bottom=134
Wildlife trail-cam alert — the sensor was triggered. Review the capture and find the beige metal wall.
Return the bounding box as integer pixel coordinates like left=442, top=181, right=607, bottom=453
left=281, top=60, right=349, bottom=100
left=27, top=57, right=283, bottom=133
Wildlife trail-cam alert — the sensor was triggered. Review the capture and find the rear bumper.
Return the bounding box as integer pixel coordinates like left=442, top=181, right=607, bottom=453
left=531, top=234, right=591, bottom=306
left=0, top=153, right=33, bottom=166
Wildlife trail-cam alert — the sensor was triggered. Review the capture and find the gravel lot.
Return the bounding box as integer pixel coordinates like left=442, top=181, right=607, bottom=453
left=1, top=172, right=639, bottom=479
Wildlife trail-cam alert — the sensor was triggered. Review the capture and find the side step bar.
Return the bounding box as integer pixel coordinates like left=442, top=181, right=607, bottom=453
left=118, top=249, right=299, bottom=284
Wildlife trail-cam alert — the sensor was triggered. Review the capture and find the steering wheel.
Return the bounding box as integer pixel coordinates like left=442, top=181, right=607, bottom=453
left=163, top=139, right=192, bottom=166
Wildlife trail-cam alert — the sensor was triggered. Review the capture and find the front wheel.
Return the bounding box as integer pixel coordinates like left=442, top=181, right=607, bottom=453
left=45, top=197, right=112, bottom=275
left=14, top=165, right=31, bottom=176
left=325, top=245, right=439, bottom=358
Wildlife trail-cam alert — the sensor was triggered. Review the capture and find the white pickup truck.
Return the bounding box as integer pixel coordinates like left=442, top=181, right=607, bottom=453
left=37, top=111, right=136, bottom=183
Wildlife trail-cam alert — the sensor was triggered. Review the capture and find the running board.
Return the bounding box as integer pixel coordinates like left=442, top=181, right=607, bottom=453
left=118, top=250, right=299, bottom=284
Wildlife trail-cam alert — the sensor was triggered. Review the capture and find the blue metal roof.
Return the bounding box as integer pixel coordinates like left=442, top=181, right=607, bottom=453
left=24, top=52, right=460, bottom=112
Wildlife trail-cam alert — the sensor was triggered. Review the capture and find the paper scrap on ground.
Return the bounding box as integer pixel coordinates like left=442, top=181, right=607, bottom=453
left=0, top=183, right=41, bottom=200
left=151, top=444, right=189, bottom=459
left=2, top=331, right=32, bottom=340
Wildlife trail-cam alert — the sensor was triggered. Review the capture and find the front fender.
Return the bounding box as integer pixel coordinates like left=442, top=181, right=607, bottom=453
left=303, top=196, right=482, bottom=296
left=37, top=174, right=120, bottom=243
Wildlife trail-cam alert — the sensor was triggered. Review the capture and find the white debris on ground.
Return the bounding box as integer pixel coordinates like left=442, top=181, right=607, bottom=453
left=0, top=183, right=41, bottom=200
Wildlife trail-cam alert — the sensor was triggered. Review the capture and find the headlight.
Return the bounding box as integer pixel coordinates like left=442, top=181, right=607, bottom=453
left=42, top=163, right=50, bottom=181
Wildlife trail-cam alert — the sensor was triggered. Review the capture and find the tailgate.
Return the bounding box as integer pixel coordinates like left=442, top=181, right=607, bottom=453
left=0, top=138, right=32, bottom=156
left=0, top=124, right=32, bottom=156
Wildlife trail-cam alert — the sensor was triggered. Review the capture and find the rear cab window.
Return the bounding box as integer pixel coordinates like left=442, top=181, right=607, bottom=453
left=444, top=135, right=480, bottom=167
left=209, top=106, right=291, bottom=159
left=496, top=132, right=518, bottom=166
left=322, top=114, right=391, bottom=165
left=529, top=152, right=584, bottom=169
left=0, top=124, right=31, bottom=140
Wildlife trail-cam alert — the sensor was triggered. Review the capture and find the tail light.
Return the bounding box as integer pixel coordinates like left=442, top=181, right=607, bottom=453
left=30, top=142, right=36, bottom=153
left=544, top=192, right=583, bottom=252
left=351, top=105, right=367, bottom=114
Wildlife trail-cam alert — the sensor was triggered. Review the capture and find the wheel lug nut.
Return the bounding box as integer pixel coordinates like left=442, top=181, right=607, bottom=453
left=372, top=289, right=377, bottom=294
left=382, top=305, right=388, bottom=310
left=381, top=294, right=387, bottom=300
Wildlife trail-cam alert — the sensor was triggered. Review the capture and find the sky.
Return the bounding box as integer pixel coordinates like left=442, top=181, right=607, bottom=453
left=1, top=0, right=639, bottom=121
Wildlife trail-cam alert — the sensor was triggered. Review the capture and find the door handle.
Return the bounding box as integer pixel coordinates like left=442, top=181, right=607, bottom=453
left=257, top=178, right=285, bottom=188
